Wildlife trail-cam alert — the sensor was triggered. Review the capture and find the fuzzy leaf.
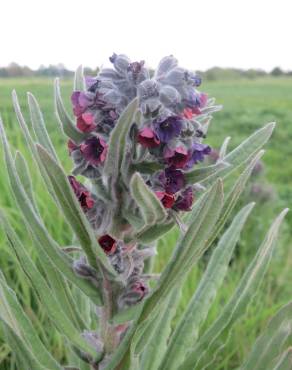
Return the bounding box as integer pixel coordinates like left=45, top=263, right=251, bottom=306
left=0, top=118, right=102, bottom=305
left=27, top=92, right=59, bottom=162
left=241, top=301, right=292, bottom=370
left=0, top=272, right=62, bottom=369
left=37, top=145, right=117, bottom=276
left=14, top=152, right=36, bottom=209
left=273, top=348, right=292, bottom=370
left=185, top=160, right=229, bottom=184
left=180, top=208, right=288, bottom=370
left=0, top=213, right=98, bottom=359
left=160, top=203, right=255, bottom=370
left=218, top=136, right=231, bottom=160
left=130, top=172, right=167, bottom=227
left=74, top=65, right=86, bottom=91
left=54, top=78, right=86, bottom=143
left=135, top=220, right=175, bottom=244
left=103, top=98, right=138, bottom=195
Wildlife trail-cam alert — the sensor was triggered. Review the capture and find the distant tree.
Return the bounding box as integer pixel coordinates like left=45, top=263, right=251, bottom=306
left=270, top=67, right=284, bottom=76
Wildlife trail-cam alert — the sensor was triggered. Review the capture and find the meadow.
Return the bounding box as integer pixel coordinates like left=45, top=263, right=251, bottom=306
left=0, top=76, right=291, bottom=369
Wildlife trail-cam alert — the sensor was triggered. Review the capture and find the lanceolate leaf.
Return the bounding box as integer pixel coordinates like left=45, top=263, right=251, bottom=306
left=103, top=98, right=138, bottom=195
left=14, top=151, right=36, bottom=209
left=74, top=65, right=86, bottom=91
left=218, top=136, right=231, bottom=160
left=0, top=272, right=62, bottom=369
left=179, top=208, right=288, bottom=370
left=273, top=348, right=292, bottom=370
left=161, top=203, right=255, bottom=370
left=0, top=214, right=97, bottom=358
left=37, top=144, right=117, bottom=277
left=184, top=160, right=229, bottom=184
left=201, top=122, right=275, bottom=187
left=0, top=118, right=102, bottom=305
left=130, top=172, right=167, bottom=227
left=27, top=92, right=59, bottom=162
left=141, top=290, right=181, bottom=370
left=104, top=179, right=224, bottom=370
left=241, top=301, right=292, bottom=370
left=2, top=321, right=47, bottom=370
left=54, top=78, right=86, bottom=143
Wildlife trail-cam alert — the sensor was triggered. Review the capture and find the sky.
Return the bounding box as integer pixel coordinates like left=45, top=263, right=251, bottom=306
left=1, top=0, right=291, bottom=71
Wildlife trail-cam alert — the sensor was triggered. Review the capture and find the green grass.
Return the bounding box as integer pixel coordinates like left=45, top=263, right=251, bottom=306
left=0, top=76, right=291, bottom=369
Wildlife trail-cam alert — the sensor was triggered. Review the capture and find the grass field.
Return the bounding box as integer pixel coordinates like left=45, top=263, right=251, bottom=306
left=0, top=76, right=291, bottom=369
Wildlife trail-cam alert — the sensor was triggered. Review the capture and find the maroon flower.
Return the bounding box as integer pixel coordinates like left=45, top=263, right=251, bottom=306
left=155, top=191, right=175, bottom=208
left=137, top=127, right=160, bottom=148
left=98, top=235, right=117, bottom=255
left=163, top=146, right=189, bottom=169
left=173, top=187, right=194, bottom=211
left=159, top=167, right=186, bottom=194
left=80, top=136, right=108, bottom=166
left=77, top=112, right=96, bottom=133
left=131, top=280, right=148, bottom=301
left=68, top=175, right=95, bottom=212
left=67, top=139, right=78, bottom=154
left=71, top=91, right=94, bottom=117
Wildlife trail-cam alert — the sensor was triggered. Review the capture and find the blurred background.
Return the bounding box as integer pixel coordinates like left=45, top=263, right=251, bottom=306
left=0, top=0, right=291, bottom=369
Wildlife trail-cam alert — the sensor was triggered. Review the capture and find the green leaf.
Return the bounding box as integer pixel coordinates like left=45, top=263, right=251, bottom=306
left=161, top=203, right=255, bottom=370
left=74, top=65, right=86, bottom=90
left=218, top=136, right=231, bottom=160
left=27, top=92, right=59, bottom=162
left=2, top=321, right=47, bottom=370
left=13, top=152, right=88, bottom=330
left=201, top=122, right=275, bottom=187
left=0, top=118, right=102, bottom=305
left=54, top=78, right=86, bottom=143
left=179, top=208, right=288, bottom=370
left=0, top=272, right=62, bottom=369
left=141, top=290, right=181, bottom=370
left=184, top=160, right=229, bottom=184
left=105, top=180, right=224, bottom=370
left=103, top=98, right=138, bottom=195
left=241, top=301, right=292, bottom=370
left=135, top=220, right=175, bottom=244
left=0, top=212, right=98, bottom=359
left=273, top=348, right=292, bottom=370
left=14, top=152, right=36, bottom=210
left=130, top=172, right=167, bottom=228
left=36, top=144, right=117, bottom=277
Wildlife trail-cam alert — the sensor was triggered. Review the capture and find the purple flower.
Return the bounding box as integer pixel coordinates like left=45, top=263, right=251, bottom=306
left=186, top=142, right=211, bottom=168
left=173, top=187, right=194, bottom=211
left=154, top=115, right=183, bottom=143
left=128, top=61, right=145, bottom=75
left=159, top=167, right=186, bottom=194
left=71, top=91, right=94, bottom=117
left=80, top=136, right=108, bottom=166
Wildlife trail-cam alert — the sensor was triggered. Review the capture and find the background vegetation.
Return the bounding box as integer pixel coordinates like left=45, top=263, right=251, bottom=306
left=0, top=76, right=291, bottom=369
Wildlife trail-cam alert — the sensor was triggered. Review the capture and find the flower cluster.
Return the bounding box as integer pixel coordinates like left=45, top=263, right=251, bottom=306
left=69, top=54, right=213, bottom=211
left=68, top=54, right=216, bottom=308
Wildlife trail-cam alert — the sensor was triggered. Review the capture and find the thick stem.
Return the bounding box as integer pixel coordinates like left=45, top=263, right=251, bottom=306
left=100, top=276, right=118, bottom=354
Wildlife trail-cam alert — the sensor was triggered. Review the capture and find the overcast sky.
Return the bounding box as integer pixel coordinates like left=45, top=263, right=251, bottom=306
left=1, top=0, right=291, bottom=71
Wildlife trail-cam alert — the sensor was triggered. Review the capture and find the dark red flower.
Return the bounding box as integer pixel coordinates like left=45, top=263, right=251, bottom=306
left=98, top=235, right=117, bottom=255
left=67, top=139, right=78, bottom=154
left=68, top=175, right=95, bottom=212
left=80, top=136, right=108, bottom=166
left=155, top=191, right=175, bottom=208
left=137, top=127, right=160, bottom=148
left=71, top=91, right=94, bottom=117
left=163, top=146, right=189, bottom=169
left=77, top=112, right=96, bottom=133
left=173, top=187, right=194, bottom=211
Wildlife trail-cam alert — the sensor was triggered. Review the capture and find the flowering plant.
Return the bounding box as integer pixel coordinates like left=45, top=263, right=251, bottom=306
left=0, top=54, right=291, bottom=370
